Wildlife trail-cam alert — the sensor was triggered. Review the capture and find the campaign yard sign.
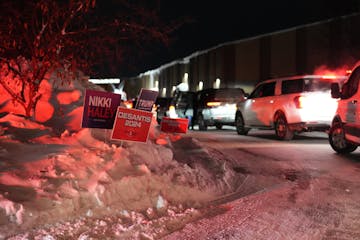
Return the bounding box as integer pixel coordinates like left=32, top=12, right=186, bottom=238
left=111, top=107, right=153, bottom=142
left=160, top=117, right=189, bottom=133
left=135, top=88, right=158, bottom=112
left=81, top=89, right=121, bottom=129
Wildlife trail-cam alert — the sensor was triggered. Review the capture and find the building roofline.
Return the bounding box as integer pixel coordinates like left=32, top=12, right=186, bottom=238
left=136, top=12, right=360, bottom=77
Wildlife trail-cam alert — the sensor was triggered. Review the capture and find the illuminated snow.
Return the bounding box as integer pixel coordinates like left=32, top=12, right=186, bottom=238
left=0, top=75, right=222, bottom=238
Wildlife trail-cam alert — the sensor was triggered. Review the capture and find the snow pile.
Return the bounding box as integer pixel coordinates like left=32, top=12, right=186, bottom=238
left=0, top=76, right=241, bottom=238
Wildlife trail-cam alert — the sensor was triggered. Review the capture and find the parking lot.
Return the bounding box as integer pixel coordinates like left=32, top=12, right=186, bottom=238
left=164, top=128, right=360, bottom=239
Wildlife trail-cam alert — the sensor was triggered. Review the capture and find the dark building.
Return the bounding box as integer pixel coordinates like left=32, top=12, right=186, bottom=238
left=124, top=13, right=360, bottom=97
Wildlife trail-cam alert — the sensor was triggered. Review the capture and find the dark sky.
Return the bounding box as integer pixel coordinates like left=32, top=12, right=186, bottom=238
left=127, top=0, right=359, bottom=76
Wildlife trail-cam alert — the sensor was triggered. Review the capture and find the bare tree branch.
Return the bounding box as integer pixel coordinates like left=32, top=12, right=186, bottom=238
left=0, top=0, right=185, bottom=117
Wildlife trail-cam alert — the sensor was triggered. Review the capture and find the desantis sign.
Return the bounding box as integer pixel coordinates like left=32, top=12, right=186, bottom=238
left=135, top=88, right=158, bottom=112
left=111, top=107, right=153, bottom=142
left=81, top=89, right=121, bottom=129
left=160, top=117, right=188, bottom=133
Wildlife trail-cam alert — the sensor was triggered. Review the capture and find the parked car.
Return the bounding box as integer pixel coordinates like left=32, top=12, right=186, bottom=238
left=167, top=90, right=196, bottom=121
left=235, top=74, right=347, bottom=140
left=328, top=62, right=360, bottom=153
left=194, top=88, right=247, bottom=130
left=154, top=97, right=172, bottom=124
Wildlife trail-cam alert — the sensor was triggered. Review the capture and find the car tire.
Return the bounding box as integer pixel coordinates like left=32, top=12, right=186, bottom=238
left=235, top=112, right=249, bottom=135
left=329, top=122, right=358, bottom=154
left=274, top=113, right=294, bottom=140
left=198, top=114, right=207, bottom=131
left=215, top=124, right=223, bottom=130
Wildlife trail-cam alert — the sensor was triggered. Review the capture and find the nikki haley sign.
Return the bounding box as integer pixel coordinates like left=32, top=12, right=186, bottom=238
left=81, top=89, right=122, bottom=129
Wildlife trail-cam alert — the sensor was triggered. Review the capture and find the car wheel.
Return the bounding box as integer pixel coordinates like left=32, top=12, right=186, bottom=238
left=215, top=124, right=223, bottom=130
left=198, top=114, right=207, bottom=131
left=274, top=113, right=294, bottom=140
left=329, top=122, right=357, bottom=154
left=235, top=112, right=249, bottom=135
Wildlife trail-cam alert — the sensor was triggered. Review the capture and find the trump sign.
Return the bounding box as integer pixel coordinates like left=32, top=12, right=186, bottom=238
left=135, top=88, right=158, bottom=112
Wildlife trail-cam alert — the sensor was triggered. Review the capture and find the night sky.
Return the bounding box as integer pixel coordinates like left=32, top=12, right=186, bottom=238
left=125, top=0, right=359, bottom=76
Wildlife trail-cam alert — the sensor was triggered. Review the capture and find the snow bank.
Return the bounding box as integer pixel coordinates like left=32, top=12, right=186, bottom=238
left=0, top=75, right=242, bottom=238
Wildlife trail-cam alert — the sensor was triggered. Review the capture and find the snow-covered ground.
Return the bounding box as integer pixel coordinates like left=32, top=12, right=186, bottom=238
left=0, top=76, right=242, bottom=239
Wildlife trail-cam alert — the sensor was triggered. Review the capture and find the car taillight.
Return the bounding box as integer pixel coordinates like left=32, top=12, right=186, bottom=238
left=206, top=101, right=221, bottom=107
left=294, top=96, right=306, bottom=109
left=169, top=105, right=175, bottom=111
left=124, top=101, right=133, bottom=109
left=168, top=105, right=178, bottom=118
left=321, top=75, right=337, bottom=79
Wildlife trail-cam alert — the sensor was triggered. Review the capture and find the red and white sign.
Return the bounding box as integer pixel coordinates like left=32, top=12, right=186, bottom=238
left=111, top=107, right=153, bottom=142
left=135, top=88, right=158, bottom=112
left=160, top=117, right=188, bottom=133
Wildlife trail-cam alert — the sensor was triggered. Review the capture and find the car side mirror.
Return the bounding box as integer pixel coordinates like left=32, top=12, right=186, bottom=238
left=330, top=83, right=341, bottom=98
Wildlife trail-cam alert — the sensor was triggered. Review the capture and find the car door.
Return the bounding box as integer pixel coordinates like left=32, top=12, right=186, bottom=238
left=341, top=66, right=360, bottom=143
left=244, top=81, right=276, bottom=127
left=242, top=84, right=262, bottom=125
left=355, top=84, right=360, bottom=140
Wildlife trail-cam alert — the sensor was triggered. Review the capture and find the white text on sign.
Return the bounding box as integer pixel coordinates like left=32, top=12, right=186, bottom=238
left=118, top=111, right=151, bottom=128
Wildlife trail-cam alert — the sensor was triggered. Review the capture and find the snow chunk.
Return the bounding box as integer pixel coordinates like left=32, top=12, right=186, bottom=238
left=0, top=195, right=24, bottom=225
left=156, top=195, right=168, bottom=210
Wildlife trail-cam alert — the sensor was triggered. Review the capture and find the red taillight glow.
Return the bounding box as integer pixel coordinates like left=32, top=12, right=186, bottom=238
left=206, top=101, right=221, bottom=107
left=169, top=105, right=175, bottom=111
left=313, top=65, right=350, bottom=78
left=294, top=96, right=306, bottom=109
left=124, top=101, right=133, bottom=108
left=321, top=75, right=337, bottom=79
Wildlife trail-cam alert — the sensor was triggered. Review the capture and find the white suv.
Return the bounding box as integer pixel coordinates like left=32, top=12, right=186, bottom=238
left=329, top=62, right=360, bottom=153
left=235, top=75, right=347, bottom=140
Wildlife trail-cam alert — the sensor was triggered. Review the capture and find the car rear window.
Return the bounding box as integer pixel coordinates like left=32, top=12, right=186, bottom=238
left=282, top=78, right=335, bottom=94
left=211, top=89, right=244, bottom=100
left=197, top=88, right=246, bottom=105
left=171, top=91, right=195, bottom=106
left=156, top=97, right=172, bottom=106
